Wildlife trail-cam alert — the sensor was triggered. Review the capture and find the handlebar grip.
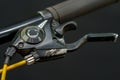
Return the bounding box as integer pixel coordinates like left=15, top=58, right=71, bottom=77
left=46, top=0, right=119, bottom=23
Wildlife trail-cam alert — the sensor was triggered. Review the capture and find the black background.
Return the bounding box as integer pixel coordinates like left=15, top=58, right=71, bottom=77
left=0, top=0, right=120, bottom=80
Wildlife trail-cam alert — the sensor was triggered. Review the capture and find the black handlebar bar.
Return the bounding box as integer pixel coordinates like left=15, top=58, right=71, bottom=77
left=47, top=0, right=119, bottom=23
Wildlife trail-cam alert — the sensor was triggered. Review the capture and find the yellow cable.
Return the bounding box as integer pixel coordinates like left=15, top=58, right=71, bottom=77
left=0, top=60, right=27, bottom=74
left=1, top=64, right=8, bottom=80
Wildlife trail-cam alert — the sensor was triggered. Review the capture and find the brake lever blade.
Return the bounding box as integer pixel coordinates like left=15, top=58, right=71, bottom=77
left=67, top=33, right=119, bottom=51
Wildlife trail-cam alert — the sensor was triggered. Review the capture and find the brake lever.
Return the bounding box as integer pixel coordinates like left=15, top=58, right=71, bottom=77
left=3, top=16, right=118, bottom=65
left=67, top=33, right=118, bottom=51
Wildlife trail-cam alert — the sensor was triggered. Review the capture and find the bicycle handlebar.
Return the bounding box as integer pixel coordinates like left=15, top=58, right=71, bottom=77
left=47, top=0, right=119, bottom=23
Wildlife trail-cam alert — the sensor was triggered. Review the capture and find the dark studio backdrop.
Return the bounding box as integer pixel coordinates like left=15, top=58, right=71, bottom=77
left=0, top=0, right=120, bottom=80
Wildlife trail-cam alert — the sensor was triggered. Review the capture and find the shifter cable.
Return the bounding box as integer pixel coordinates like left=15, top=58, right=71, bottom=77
left=0, top=60, right=27, bottom=74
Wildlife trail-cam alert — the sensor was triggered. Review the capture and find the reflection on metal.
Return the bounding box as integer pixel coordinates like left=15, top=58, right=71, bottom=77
left=38, top=20, right=48, bottom=29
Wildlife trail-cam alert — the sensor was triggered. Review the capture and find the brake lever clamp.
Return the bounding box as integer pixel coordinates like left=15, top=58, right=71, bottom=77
left=5, top=17, right=118, bottom=65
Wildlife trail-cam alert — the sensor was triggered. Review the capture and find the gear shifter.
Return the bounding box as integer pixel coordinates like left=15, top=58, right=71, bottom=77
left=4, top=17, right=118, bottom=65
